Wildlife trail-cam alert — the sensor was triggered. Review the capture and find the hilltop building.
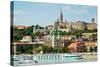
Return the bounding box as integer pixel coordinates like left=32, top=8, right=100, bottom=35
left=87, top=18, right=97, bottom=30
left=54, top=9, right=72, bottom=32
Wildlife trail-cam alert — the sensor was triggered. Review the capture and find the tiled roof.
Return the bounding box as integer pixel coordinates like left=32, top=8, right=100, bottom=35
left=15, top=26, right=31, bottom=29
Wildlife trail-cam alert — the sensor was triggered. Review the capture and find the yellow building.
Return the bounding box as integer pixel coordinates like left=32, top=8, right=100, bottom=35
left=71, top=21, right=86, bottom=30
left=87, top=18, right=97, bottom=30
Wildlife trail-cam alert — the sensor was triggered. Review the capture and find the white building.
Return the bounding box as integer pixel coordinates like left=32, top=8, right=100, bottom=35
left=20, top=36, right=32, bottom=42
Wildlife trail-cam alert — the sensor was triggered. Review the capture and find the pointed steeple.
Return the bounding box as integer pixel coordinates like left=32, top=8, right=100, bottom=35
left=60, top=9, right=63, bottom=23
left=91, top=18, right=95, bottom=23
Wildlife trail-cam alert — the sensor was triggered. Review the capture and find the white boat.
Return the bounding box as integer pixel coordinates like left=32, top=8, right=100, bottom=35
left=63, top=54, right=81, bottom=57
left=16, top=60, right=36, bottom=66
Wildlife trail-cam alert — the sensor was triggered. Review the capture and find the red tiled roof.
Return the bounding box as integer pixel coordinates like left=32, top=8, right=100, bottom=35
left=84, top=42, right=96, bottom=46
left=15, top=26, right=31, bottom=29
left=68, top=41, right=96, bottom=50
left=68, top=43, right=77, bottom=51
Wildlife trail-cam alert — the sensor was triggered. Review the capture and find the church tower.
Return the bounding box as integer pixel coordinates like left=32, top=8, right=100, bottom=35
left=60, top=9, right=63, bottom=23
left=91, top=18, right=95, bottom=23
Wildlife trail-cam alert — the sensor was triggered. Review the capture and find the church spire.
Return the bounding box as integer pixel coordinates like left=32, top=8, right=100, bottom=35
left=60, top=9, right=63, bottom=23
left=91, top=18, right=95, bottom=23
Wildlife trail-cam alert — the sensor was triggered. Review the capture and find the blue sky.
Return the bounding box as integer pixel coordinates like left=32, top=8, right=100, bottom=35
left=12, top=1, right=97, bottom=26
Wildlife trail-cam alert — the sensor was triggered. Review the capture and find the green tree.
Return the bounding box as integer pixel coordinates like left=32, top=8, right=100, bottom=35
left=62, top=47, right=69, bottom=53
left=90, top=47, right=93, bottom=52
left=94, top=46, right=97, bottom=52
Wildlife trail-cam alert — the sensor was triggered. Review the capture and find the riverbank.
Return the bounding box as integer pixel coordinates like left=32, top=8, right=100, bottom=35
left=81, top=54, right=97, bottom=61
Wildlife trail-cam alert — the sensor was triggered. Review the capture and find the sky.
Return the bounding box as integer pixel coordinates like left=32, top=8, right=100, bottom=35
left=12, top=1, right=97, bottom=26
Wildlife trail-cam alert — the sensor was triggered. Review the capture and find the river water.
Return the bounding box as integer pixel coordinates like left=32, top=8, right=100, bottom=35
left=11, top=53, right=97, bottom=66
